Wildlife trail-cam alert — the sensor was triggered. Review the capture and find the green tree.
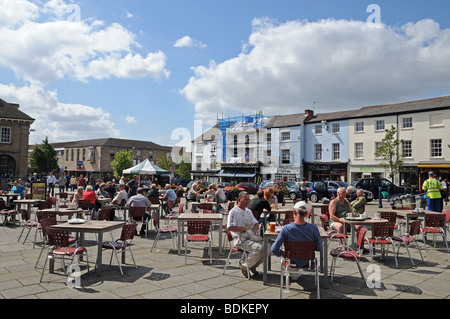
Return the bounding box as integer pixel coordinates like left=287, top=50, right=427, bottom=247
left=155, top=153, right=173, bottom=171
left=28, top=137, right=59, bottom=175
left=175, top=160, right=191, bottom=179
left=375, top=125, right=405, bottom=180
left=111, top=150, right=134, bottom=179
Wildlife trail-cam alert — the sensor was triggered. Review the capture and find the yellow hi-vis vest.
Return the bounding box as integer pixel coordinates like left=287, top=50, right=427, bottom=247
left=422, top=178, right=443, bottom=199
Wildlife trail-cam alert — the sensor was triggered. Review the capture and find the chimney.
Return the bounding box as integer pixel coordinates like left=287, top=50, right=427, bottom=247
left=305, top=109, right=314, bottom=119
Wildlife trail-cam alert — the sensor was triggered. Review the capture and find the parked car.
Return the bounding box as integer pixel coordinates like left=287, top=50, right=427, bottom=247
left=173, top=178, right=193, bottom=187
left=308, top=180, right=374, bottom=203
left=216, top=182, right=231, bottom=188
left=259, top=181, right=302, bottom=200
left=351, top=178, right=417, bottom=199
left=236, top=182, right=259, bottom=194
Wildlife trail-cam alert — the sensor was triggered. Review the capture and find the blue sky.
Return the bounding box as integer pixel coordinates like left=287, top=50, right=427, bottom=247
left=1, top=0, right=450, bottom=149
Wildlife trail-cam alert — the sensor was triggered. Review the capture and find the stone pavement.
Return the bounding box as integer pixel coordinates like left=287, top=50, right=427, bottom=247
left=0, top=198, right=449, bottom=301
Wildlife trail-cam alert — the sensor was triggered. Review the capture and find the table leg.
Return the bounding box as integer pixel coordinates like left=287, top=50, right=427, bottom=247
left=177, top=220, right=182, bottom=255
left=218, top=219, right=223, bottom=254
left=95, top=232, right=103, bottom=276
left=263, top=236, right=268, bottom=285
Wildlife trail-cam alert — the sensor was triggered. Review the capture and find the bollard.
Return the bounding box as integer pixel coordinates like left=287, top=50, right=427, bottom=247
left=378, top=187, right=383, bottom=208
left=387, top=187, right=390, bottom=202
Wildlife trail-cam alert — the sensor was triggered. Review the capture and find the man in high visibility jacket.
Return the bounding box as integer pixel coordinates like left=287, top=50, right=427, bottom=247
left=422, top=171, right=444, bottom=212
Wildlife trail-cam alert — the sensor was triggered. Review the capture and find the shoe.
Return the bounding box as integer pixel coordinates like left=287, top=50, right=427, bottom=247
left=250, top=267, right=259, bottom=276
left=139, top=229, right=145, bottom=236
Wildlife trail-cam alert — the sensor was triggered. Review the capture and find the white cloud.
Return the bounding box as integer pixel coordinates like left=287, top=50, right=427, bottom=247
left=0, top=83, right=120, bottom=144
left=125, top=115, right=137, bottom=125
left=0, top=0, right=169, bottom=143
left=0, top=0, right=170, bottom=84
left=181, top=18, right=450, bottom=125
left=174, top=35, right=207, bottom=49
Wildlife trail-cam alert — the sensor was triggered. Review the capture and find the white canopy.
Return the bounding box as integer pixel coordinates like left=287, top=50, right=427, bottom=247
left=122, top=159, right=170, bottom=175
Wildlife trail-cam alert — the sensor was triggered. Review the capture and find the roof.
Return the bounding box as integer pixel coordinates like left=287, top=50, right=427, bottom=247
left=307, top=96, right=450, bottom=123
left=263, top=113, right=309, bottom=128
left=30, top=138, right=171, bottom=151
left=193, top=124, right=218, bottom=142
left=0, top=99, right=34, bottom=122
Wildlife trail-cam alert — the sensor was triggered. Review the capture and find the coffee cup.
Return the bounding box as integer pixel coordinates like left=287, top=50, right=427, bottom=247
left=346, top=213, right=352, bottom=219
left=374, top=213, right=381, bottom=220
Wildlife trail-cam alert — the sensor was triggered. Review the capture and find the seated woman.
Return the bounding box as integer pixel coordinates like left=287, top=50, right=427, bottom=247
left=72, top=186, right=84, bottom=206
left=205, top=184, right=216, bottom=201
left=82, top=185, right=98, bottom=211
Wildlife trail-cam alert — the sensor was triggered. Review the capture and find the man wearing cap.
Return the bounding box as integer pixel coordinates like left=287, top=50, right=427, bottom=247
left=271, top=201, right=322, bottom=280
left=422, top=172, right=444, bottom=212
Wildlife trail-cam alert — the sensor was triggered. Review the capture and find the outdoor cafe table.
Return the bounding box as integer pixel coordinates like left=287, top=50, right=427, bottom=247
left=13, top=199, right=43, bottom=219
left=391, top=209, right=443, bottom=233
left=311, top=203, right=329, bottom=225
left=122, top=204, right=160, bottom=221
left=0, top=192, right=21, bottom=206
left=40, top=208, right=84, bottom=220
left=262, top=207, right=293, bottom=228
left=263, top=226, right=329, bottom=285
left=339, top=217, right=389, bottom=246
left=177, top=212, right=224, bottom=255
left=50, top=220, right=126, bottom=276
left=96, top=197, right=111, bottom=209
left=190, top=201, right=219, bottom=213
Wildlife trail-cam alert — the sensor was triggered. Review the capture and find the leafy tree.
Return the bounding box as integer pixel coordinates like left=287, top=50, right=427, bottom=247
left=155, top=153, right=173, bottom=171
left=375, top=125, right=405, bottom=180
left=28, top=137, right=59, bottom=175
left=175, top=160, right=191, bottom=179
left=111, top=150, right=134, bottom=179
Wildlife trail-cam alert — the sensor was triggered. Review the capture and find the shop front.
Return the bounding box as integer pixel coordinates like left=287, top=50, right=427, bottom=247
left=305, top=163, right=348, bottom=182
left=349, top=165, right=384, bottom=184
left=217, top=162, right=261, bottom=184
left=417, top=163, right=450, bottom=191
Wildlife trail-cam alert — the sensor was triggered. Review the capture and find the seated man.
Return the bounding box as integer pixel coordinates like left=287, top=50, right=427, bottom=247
left=271, top=201, right=322, bottom=280
left=103, top=183, right=127, bottom=220
left=227, top=192, right=264, bottom=278
left=126, top=188, right=152, bottom=235
left=329, top=187, right=353, bottom=234
left=147, top=184, right=159, bottom=199
left=186, top=184, right=200, bottom=202
left=351, top=189, right=367, bottom=216
left=247, top=190, right=271, bottom=225
left=162, top=184, right=177, bottom=214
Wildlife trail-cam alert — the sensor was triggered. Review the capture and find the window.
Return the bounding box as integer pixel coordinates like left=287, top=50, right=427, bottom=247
left=332, top=143, right=340, bottom=160
left=82, top=149, right=86, bottom=161
left=314, top=144, right=322, bottom=161
left=77, top=149, right=80, bottom=161
left=332, top=123, right=340, bottom=134
left=375, top=142, right=383, bottom=158
left=0, top=128, right=11, bottom=143
left=281, top=131, right=290, bottom=141
left=355, top=122, right=364, bottom=132
left=375, top=120, right=385, bottom=131
left=402, top=140, right=412, bottom=158
left=281, top=149, right=290, bottom=164
left=266, top=132, right=271, bottom=142
left=245, top=135, right=250, bottom=145
left=402, top=117, right=413, bottom=129
left=430, top=139, right=442, bottom=157
left=314, top=125, right=322, bottom=135
left=71, top=149, right=74, bottom=161
left=110, top=151, right=115, bottom=161
left=66, top=149, right=69, bottom=161
left=355, top=143, right=364, bottom=159
left=196, top=143, right=203, bottom=153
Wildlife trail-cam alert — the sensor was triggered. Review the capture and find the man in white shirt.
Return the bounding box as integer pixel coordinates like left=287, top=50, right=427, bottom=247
left=103, top=184, right=127, bottom=220
left=227, top=192, right=263, bottom=278
left=126, top=188, right=152, bottom=235
left=46, top=172, right=57, bottom=197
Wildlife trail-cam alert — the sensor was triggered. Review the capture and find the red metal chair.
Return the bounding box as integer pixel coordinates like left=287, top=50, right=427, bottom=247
left=128, top=206, right=148, bottom=237
left=223, top=226, right=250, bottom=280
left=99, top=223, right=137, bottom=275
left=35, top=217, right=77, bottom=268
left=280, top=241, right=320, bottom=299
left=443, top=209, right=450, bottom=234
left=184, top=220, right=212, bottom=265
left=392, top=220, right=424, bottom=266
left=40, top=228, right=89, bottom=283
left=379, top=211, right=401, bottom=234
left=17, top=209, right=40, bottom=246
left=330, top=228, right=368, bottom=286
left=365, top=221, right=398, bottom=267
left=151, top=211, right=177, bottom=252
left=0, top=199, right=18, bottom=226
left=148, top=197, right=160, bottom=205
left=420, top=213, right=449, bottom=252
left=165, top=203, right=184, bottom=225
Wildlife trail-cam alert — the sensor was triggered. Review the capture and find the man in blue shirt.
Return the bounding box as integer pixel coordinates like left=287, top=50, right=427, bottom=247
left=271, top=201, right=322, bottom=280
left=163, top=183, right=177, bottom=214
left=12, top=180, right=27, bottom=200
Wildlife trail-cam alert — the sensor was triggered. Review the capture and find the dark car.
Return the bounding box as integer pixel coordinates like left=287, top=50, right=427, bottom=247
left=236, top=182, right=259, bottom=194
left=173, top=178, right=193, bottom=187
left=259, top=181, right=302, bottom=200
left=351, top=178, right=417, bottom=199
left=308, top=181, right=374, bottom=203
